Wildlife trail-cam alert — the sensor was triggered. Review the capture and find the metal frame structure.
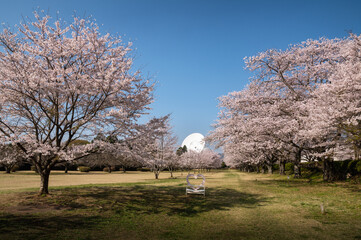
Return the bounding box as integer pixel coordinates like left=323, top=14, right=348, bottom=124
left=186, top=174, right=206, bottom=196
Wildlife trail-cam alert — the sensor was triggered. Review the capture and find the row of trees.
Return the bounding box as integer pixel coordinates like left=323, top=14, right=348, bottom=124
left=0, top=113, right=222, bottom=180
left=79, top=115, right=221, bottom=178
left=0, top=11, right=221, bottom=195
left=208, top=34, right=361, bottom=181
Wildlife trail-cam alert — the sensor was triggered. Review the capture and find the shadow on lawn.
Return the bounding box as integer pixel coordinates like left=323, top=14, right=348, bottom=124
left=23, top=185, right=269, bottom=217
left=255, top=176, right=361, bottom=192
left=0, top=185, right=268, bottom=239
left=0, top=214, right=101, bottom=240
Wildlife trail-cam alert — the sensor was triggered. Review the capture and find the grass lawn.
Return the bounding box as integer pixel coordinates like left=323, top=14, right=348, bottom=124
left=0, top=170, right=360, bottom=240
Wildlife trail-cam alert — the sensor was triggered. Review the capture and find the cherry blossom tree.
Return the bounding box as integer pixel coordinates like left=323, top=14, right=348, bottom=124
left=81, top=135, right=138, bottom=173
left=0, top=12, right=153, bottom=194
left=179, top=148, right=221, bottom=172
left=60, top=139, right=89, bottom=173
left=115, top=142, right=143, bottom=173
left=179, top=150, right=198, bottom=172
left=244, top=38, right=344, bottom=177
left=303, top=34, right=361, bottom=180
left=164, top=152, right=180, bottom=178
left=136, top=115, right=177, bottom=179
left=198, top=148, right=222, bottom=171
left=208, top=36, right=349, bottom=179
left=0, top=143, right=24, bottom=173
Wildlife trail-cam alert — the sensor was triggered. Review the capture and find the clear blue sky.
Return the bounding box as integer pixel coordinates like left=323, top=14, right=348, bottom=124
left=1, top=0, right=360, bottom=146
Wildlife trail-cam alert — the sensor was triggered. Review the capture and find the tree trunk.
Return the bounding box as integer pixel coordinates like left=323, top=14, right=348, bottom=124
left=267, top=164, right=273, bottom=174
left=64, top=165, right=68, bottom=174
left=108, top=166, right=112, bottom=173
left=155, top=171, right=159, bottom=179
left=170, top=170, right=173, bottom=178
left=354, top=145, right=360, bottom=161
left=279, top=161, right=285, bottom=175
left=294, top=149, right=302, bottom=178
left=5, top=167, right=11, bottom=174
left=323, top=158, right=334, bottom=182
left=294, top=163, right=301, bottom=178
left=39, top=170, right=50, bottom=195
left=122, top=166, right=126, bottom=173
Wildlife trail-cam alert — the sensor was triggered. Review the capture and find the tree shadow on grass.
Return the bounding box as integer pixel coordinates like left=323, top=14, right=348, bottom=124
left=0, top=213, right=101, bottom=240
left=342, top=184, right=361, bottom=193
left=255, top=176, right=361, bottom=193
left=0, top=185, right=268, bottom=239
left=253, top=178, right=319, bottom=188
left=44, top=185, right=269, bottom=217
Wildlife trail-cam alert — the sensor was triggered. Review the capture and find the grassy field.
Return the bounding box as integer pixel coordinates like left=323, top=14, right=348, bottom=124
left=0, top=170, right=360, bottom=240
left=0, top=170, right=179, bottom=192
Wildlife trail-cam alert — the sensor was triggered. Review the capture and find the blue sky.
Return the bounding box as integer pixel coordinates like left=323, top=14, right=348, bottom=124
left=1, top=0, right=361, bottom=146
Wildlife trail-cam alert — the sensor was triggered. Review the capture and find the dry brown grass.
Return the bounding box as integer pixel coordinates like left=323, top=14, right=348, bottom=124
left=0, top=170, right=187, bottom=191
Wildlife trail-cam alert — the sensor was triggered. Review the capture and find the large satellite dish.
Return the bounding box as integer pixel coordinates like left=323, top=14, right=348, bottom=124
left=182, top=133, right=205, bottom=153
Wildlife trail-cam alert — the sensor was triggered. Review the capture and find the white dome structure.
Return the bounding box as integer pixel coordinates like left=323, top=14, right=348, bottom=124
left=181, top=133, right=205, bottom=153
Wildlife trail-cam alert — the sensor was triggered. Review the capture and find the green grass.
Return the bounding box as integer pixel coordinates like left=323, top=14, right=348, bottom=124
left=0, top=170, right=360, bottom=240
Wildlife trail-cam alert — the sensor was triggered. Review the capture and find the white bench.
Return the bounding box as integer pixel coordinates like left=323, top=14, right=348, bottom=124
left=186, top=174, right=205, bottom=196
